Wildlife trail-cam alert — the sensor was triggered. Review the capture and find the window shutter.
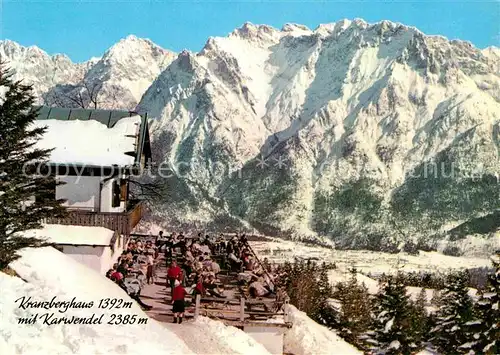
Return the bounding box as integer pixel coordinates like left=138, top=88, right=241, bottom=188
left=120, top=180, right=127, bottom=202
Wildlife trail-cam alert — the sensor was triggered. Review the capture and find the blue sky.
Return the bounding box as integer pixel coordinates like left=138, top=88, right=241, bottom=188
left=1, top=0, right=498, bottom=62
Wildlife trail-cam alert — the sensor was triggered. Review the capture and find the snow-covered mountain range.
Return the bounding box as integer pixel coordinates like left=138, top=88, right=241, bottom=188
left=0, top=35, right=176, bottom=109
left=1, top=19, right=499, bottom=252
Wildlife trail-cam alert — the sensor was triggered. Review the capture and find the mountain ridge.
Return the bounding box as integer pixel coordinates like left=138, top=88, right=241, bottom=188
left=1, top=19, right=498, bottom=254
left=1, top=35, right=177, bottom=109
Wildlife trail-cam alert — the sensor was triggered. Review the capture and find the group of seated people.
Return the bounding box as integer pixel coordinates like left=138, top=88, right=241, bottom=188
left=160, top=232, right=278, bottom=302
left=105, top=239, right=159, bottom=311
left=105, top=231, right=287, bottom=321
left=226, top=237, right=277, bottom=299
left=163, top=234, right=227, bottom=299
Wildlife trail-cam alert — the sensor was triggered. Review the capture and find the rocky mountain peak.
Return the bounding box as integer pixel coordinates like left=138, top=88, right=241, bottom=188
left=137, top=20, right=499, bottom=248
left=229, top=22, right=281, bottom=44
left=43, top=35, right=176, bottom=109
left=282, top=23, right=312, bottom=33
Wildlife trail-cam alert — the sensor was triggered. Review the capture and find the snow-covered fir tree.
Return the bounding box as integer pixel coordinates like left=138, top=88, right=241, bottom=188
left=431, top=271, right=479, bottom=353
left=318, top=262, right=333, bottom=300
left=334, top=269, right=372, bottom=349
left=472, top=252, right=499, bottom=354
left=409, top=288, right=432, bottom=347
left=369, top=273, right=423, bottom=355
left=0, top=63, right=66, bottom=269
left=314, top=262, right=337, bottom=326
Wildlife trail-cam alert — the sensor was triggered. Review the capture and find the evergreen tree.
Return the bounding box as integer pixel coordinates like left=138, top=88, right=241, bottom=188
left=431, top=289, right=444, bottom=309
left=431, top=271, right=478, bottom=353
left=334, top=269, right=373, bottom=349
left=0, top=63, right=66, bottom=269
left=473, top=252, right=499, bottom=354
left=409, top=288, right=433, bottom=346
left=278, top=259, right=335, bottom=323
left=315, top=262, right=336, bottom=326
left=318, top=262, right=333, bottom=300
left=370, top=274, right=419, bottom=355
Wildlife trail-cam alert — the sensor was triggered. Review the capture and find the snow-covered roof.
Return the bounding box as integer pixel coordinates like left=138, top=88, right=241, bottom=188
left=23, top=224, right=116, bottom=246
left=32, top=116, right=140, bottom=167
left=32, top=106, right=151, bottom=168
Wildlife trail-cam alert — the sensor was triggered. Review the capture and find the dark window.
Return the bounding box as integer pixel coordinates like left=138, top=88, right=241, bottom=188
left=112, top=180, right=121, bottom=208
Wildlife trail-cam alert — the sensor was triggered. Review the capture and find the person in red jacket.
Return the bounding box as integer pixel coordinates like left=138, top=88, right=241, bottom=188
left=167, top=260, right=181, bottom=297
left=171, top=280, right=187, bottom=324
left=110, top=270, right=123, bottom=282
left=178, top=269, right=185, bottom=286
left=192, top=276, right=206, bottom=297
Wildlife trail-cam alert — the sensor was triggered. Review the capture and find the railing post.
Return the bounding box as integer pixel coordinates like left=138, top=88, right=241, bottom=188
left=240, top=297, right=245, bottom=322
left=284, top=299, right=289, bottom=324
left=194, top=294, right=201, bottom=319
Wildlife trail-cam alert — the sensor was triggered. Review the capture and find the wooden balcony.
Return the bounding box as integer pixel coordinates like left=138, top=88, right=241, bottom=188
left=44, top=200, right=145, bottom=237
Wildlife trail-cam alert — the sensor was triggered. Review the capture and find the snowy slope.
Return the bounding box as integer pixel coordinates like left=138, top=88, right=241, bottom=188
left=2, top=247, right=278, bottom=355
left=2, top=247, right=194, bottom=355
left=54, top=35, right=176, bottom=109
left=284, top=305, right=362, bottom=354
left=0, top=40, right=88, bottom=101
left=88, top=35, right=176, bottom=107
left=1, top=36, right=176, bottom=110
left=3, top=246, right=359, bottom=355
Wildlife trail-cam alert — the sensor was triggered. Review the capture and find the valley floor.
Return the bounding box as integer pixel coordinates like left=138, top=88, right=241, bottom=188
left=249, top=237, right=493, bottom=275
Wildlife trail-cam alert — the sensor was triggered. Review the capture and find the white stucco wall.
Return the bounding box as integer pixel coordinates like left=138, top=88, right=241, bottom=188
left=243, top=326, right=285, bottom=355
left=56, top=176, right=101, bottom=211
left=61, top=245, right=106, bottom=273
left=60, top=235, right=124, bottom=275
left=56, top=175, right=126, bottom=213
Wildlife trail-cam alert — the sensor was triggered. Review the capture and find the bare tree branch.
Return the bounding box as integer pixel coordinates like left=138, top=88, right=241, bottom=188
left=127, top=178, right=164, bottom=203
left=43, top=79, right=104, bottom=109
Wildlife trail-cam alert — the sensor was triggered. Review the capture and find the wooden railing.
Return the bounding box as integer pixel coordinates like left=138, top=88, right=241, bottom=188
left=128, top=202, right=143, bottom=232
left=43, top=201, right=144, bottom=237
left=193, top=295, right=292, bottom=327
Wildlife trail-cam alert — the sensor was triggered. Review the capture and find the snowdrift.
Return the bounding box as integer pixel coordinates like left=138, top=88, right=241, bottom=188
left=328, top=270, right=380, bottom=295
left=284, top=305, right=361, bottom=355
left=1, top=246, right=371, bottom=355
left=165, top=316, right=271, bottom=355
left=1, top=247, right=193, bottom=355
left=22, top=224, right=116, bottom=246
left=0, top=247, right=274, bottom=355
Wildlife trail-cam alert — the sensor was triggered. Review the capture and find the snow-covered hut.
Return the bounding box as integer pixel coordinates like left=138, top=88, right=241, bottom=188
left=32, top=106, right=152, bottom=238
left=23, top=224, right=122, bottom=274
